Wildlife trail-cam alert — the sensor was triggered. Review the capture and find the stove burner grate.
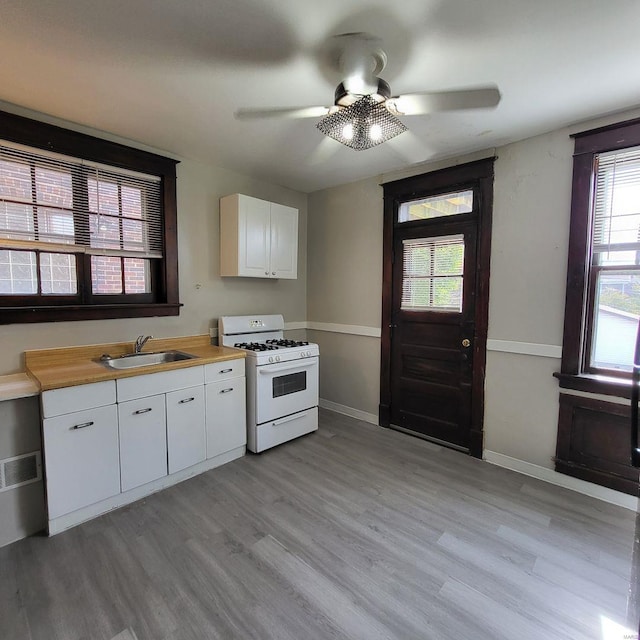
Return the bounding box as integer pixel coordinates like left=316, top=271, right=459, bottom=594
left=234, top=342, right=279, bottom=352
left=265, top=339, right=310, bottom=348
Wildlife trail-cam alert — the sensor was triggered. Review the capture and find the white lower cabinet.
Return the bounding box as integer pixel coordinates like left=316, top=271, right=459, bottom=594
left=118, top=394, right=167, bottom=492
left=166, top=386, right=206, bottom=474
left=43, top=403, right=120, bottom=519
left=41, top=357, right=246, bottom=534
left=206, top=378, right=246, bottom=459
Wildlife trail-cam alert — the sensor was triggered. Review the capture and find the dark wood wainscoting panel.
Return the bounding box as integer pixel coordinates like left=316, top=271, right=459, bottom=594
left=555, top=393, right=639, bottom=495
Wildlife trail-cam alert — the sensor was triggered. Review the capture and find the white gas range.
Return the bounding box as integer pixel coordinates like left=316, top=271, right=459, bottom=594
left=219, top=314, right=319, bottom=453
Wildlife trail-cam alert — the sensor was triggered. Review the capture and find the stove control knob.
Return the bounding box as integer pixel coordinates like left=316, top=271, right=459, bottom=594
left=268, top=356, right=274, bottom=363
left=275, top=356, right=281, bottom=362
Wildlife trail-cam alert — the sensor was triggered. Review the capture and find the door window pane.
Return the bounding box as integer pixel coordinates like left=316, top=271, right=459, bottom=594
left=591, top=271, right=639, bottom=371
left=402, top=235, right=464, bottom=311
left=398, top=190, right=473, bottom=222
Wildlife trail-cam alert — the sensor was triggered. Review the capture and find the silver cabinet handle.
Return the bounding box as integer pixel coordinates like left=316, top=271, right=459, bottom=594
left=178, top=397, right=195, bottom=404
left=133, top=408, right=152, bottom=415
left=220, top=388, right=234, bottom=394
left=71, top=421, right=94, bottom=430
left=264, top=271, right=269, bottom=275
left=220, top=368, right=232, bottom=374
left=272, top=272, right=276, bottom=275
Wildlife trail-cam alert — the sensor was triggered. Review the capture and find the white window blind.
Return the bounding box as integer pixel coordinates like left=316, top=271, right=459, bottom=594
left=589, top=145, right=640, bottom=372
left=593, top=146, right=640, bottom=267
left=0, top=141, right=163, bottom=259
left=402, top=234, right=465, bottom=312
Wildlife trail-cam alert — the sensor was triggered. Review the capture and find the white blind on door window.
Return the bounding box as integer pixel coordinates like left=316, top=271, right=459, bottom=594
left=593, top=146, right=640, bottom=266
left=402, top=234, right=464, bottom=312
left=0, top=141, right=163, bottom=259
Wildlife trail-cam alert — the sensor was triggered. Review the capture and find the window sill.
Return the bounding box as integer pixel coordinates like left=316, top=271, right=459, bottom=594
left=0, top=303, right=182, bottom=325
left=553, top=371, right=631, bottom=400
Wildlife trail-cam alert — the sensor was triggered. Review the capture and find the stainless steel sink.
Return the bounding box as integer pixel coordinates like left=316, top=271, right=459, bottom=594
left=97, top=350, right=198, bottom=370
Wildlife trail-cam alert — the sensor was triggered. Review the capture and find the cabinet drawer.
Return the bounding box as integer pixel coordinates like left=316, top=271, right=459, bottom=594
left=42, top=380, right=116, bottom=418
left=117, top=365, right=204, bottom=402
left=118, top=395, right=167, bottom=492
left=204, top=358, right=245, bottom=383
left=43, top=404, right=120, bottom=518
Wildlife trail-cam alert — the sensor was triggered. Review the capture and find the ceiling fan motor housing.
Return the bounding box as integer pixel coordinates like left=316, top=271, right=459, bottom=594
left=334, top=78, right=392, bottom=107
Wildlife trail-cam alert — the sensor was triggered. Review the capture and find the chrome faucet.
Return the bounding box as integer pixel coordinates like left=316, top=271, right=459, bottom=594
left=134, top=335, right=153, bottom=353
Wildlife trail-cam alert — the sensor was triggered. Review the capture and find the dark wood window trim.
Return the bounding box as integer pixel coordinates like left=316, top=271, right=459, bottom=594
left=0, top=110, right=180, bottom=324
left=380, top=157, right=495, bottom=458
left=558, top=116, right=640, bottom=393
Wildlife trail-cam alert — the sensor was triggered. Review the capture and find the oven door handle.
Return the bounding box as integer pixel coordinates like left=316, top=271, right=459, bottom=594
left=258, top=359, right=318, bottom=375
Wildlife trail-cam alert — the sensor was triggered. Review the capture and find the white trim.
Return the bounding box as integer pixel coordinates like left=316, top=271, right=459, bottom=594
left=319, top=398, right=378, bottom=425
left=487, top=339, right=562, bottom=359
left=284, top=321, right=307, bottom=331
left=307, top=322, right=382, bottom=338
left=48, top=447, right=245, bottom=535
left=484, top=450, right=638, bottom=511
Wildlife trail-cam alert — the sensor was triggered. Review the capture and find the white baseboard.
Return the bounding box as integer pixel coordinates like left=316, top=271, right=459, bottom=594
left=484, top=450, right=638, bottom=511
left=319, top=398, right=378, bottom=425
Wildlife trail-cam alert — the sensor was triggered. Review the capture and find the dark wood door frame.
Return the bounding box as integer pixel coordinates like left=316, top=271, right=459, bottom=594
left=379, top=158, right=495, bottom=458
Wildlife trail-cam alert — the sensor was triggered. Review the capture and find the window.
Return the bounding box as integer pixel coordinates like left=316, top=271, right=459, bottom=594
left=559, top=117, right=640, bottom=386
left=401, top=235, right=465, bottom=312
left=398, top=189, right=473, bottom=222
left=0, top=110, right=179, bottom=324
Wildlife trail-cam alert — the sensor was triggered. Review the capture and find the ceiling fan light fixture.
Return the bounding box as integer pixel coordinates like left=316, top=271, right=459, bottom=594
left=316, top=95, right=407, bottom=151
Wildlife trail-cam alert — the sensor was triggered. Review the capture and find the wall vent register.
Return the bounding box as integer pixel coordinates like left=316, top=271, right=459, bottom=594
left=0, top=450, right=42, bottom=492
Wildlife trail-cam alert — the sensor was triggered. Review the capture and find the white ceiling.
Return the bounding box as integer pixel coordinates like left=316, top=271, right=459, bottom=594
left=1, top=0, right=640, bottom=193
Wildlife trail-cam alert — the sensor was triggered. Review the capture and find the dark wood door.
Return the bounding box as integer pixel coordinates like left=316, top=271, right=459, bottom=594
left=380, top=159, right=494, bottom=457
left=390, top=221, right=478, bottom=449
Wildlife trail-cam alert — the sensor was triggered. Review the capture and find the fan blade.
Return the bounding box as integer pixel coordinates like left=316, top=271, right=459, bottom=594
left=235, top=106, right=330, bottom=120
left=389, top=87, right=501, bottom=116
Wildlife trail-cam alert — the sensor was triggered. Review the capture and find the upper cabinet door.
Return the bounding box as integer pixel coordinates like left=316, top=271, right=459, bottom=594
left=239, top=195, right=271, bottom=277
left=219, top=194, right=298, bottom=279
left=270, top=203, right=298, bottom=279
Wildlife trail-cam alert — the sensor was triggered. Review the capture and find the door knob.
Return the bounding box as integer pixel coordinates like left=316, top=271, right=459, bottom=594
left=462, top=338, right=471, bottom=348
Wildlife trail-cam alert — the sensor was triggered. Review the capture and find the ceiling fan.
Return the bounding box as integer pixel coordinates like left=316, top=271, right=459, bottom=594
left=235, top=33, right=501, bottom=151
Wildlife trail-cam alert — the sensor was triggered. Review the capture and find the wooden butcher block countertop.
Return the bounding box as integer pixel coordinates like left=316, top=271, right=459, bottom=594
left=25, top=335, right=245, bottom=392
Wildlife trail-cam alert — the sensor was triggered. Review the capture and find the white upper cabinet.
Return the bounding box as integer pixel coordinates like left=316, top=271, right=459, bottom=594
left=220, top=194, right=298, bottom=279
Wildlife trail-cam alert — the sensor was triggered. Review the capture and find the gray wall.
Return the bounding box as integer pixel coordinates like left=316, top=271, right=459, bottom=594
left=306, top=108, right=640, bottom=469
left=0, top=397, right=45, bottom=546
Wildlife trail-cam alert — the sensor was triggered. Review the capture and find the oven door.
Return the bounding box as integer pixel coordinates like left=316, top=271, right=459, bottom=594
left=255, top=357, right=319, bottom=424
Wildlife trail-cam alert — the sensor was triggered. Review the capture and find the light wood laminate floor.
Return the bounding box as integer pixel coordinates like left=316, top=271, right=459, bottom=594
left=1, top=409, right=638, bottom=640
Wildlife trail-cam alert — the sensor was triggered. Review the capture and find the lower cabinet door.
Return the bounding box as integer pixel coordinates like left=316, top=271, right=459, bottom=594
left=43, top=404, right=120, bottom=519
left=206, top=379, right=247, bottom=459
left=118, top=394, right=167, bottom=492
left=166, top=386, right=206, bottom=474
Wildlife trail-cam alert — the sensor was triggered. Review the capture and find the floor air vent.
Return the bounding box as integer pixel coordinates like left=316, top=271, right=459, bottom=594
left=0, top=451, right=42, bottom=492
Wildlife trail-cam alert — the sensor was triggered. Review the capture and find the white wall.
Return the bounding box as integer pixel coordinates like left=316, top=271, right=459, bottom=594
left=307, top=108, right=640, bottom=469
